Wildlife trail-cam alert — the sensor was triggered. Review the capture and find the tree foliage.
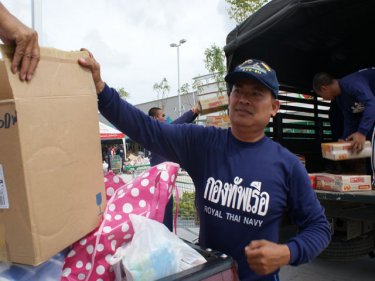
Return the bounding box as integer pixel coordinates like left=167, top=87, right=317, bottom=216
left=204, top=44, right=226, bottom=77
left=192, top=79, right=203, bottom=93
left=180, top=83, right=190, bottom=95
left=153, top=77, right=170, bottom=108
left=117, top=87, right=130, bottom=99
left=225, top=0, right=270, bottom=24
left=204, top=44, right=226, bottom=95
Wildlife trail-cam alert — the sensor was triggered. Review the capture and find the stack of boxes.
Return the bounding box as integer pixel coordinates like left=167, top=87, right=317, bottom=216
left=199, top=95, right=228, bottom=115
left=315, top=174, right=371, bottom=192
left=206, top=115, right=230, bottom=129
left=198, top=94, right=229, bottom=128
left=309, top=141, right=373, bottom=192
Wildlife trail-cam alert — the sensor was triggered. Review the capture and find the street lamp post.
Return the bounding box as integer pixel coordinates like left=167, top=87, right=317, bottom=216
left=170, top=39, right=187, bottom=116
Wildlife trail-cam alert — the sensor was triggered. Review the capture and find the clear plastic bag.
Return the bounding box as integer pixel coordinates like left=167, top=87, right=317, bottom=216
left=110, top=214, right=206, bottom=281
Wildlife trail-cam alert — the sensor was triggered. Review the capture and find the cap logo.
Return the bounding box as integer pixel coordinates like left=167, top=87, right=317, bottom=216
left=239, top=60, right=271, bottom=75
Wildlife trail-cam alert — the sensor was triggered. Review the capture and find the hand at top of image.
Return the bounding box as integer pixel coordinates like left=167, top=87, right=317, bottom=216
left=0, top=3, right=39, bottom=81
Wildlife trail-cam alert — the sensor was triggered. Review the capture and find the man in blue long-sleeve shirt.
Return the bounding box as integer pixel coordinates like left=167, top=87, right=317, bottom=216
left=148, top=106, right=199, bottom=231
left=79, top=51, right=331, bottom=281
left=313, top=69, right=375, bottom=184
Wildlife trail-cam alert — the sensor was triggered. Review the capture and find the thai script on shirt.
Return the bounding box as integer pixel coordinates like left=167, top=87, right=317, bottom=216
left=204, top=176, right=270, bottom=216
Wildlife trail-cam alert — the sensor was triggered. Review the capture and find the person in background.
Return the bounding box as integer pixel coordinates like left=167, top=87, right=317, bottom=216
left=106, top=146, right=112, bottom=171
left=102, top=159, right=109, bottom=173
left=313, top=69, right=375, bottom=184
left=116, top=144, right=125, bottom=173
left=328, top=99, right=344, bottom=142
left=148, top=106, right=200, bottom=231
left=79, top=51, right=331, bottom=281
left=0, top=3, right=39, bottom=81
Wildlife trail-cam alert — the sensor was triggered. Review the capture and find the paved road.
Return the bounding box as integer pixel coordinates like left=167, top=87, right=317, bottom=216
left=279, top=255, right=375, bottom=281
left=178, top=227, right=375, bottom=281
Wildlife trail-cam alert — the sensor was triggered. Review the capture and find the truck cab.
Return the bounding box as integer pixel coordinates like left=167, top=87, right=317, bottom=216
left=224, top=0, right=375, bottom=260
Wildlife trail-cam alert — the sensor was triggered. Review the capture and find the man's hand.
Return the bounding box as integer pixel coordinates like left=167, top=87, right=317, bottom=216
left=191, top=101, right=202, bottom=115
left=245, top=240, right=290, bottom=275
left=78, top=48, right=105, bottom=94
left=192, top=101, right=202, bottom=115
left=0, top=3, right=39, bottom=81
left=346, top=132, right=366, bottom=153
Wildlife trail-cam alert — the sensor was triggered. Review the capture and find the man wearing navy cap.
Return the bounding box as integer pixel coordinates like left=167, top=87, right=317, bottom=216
left=79, top=53, right=331, bottom=281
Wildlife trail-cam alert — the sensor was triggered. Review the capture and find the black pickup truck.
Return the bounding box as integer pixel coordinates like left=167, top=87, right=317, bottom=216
left=224, top=0, right=375, bottom=259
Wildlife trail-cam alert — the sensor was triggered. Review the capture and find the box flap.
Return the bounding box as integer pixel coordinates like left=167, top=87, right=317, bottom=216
left=0, top=45, right=95, bottom=99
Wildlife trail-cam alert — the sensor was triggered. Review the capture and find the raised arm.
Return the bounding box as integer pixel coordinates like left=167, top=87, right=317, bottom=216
left=78, top=49, right=203, bottom=168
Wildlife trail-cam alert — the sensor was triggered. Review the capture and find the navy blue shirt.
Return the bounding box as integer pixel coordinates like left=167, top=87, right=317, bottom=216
left=337, top=67, right=375, bottom=139
left=150, top=110, right=198, bottom=166
left=98, top=84, right=331, bottom=281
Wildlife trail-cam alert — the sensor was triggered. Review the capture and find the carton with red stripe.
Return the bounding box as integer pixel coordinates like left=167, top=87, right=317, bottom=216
left=315, top=173, right=372, bottom=192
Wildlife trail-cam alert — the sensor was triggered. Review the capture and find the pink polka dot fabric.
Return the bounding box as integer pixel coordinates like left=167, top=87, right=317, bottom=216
left=61, top=162, right=180, bottom=281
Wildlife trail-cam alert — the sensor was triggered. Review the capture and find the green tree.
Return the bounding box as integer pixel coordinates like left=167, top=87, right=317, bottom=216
left=117, top=87, right=130, bottom=99
left=180, top=82, right=197, bottom=107
left=204, top=44, right=226, bottom=95
left=192, top=79, right=204, bottom=95
left=226, top=0, right=270, bottom=24
left=153, top=78, right=170, bottom=108
left=180, top=83, right=190, bottom=96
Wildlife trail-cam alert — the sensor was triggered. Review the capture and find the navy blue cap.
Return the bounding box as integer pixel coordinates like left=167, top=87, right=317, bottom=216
left=225, top=59, right=279, bottom=97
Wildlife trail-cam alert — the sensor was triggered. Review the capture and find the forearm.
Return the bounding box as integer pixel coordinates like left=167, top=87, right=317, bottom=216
left=341, top=113, right=358, bottom=139
left=0, top=4, right=23, bottom=40
left=287, top=218, right=331, bottom=265
left=287, top=163, right=332, bottom=265
left=358, top=103, right=375, bottom=137
left=0, top=3, right=11, bottom=25
left=98, top=84, right=161, bottom=148
left=278, top=244, right=291, bottom=267
left=172, top=110, right=197, bottom=124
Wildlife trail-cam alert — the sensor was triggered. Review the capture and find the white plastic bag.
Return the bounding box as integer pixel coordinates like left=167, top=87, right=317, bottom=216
left=110, top=214, right=206, bottom=281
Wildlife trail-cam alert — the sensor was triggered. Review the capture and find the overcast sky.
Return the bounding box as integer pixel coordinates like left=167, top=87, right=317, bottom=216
left=2, top=0, right=236, bottom=104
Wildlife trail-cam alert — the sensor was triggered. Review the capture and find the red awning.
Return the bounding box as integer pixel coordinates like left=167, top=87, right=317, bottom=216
left=99, top=122, right=125, bottom=139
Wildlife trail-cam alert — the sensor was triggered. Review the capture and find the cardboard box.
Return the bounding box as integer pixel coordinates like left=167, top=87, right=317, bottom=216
left=206, top=115, right=230, bottom=128
left=315, top=173, right=372, bottom=192
left=0, top=46, right=106, bottom=265
left=199, top=95, right=228, bottom=115
left=321, top=141, right=372, bottom=160
left=308, top=173, right=323, bottom=189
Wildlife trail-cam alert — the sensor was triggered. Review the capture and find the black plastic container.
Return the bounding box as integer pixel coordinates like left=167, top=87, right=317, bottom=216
left=157, top=241, right=239, bottom=281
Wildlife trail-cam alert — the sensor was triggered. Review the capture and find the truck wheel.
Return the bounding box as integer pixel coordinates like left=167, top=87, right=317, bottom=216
left=319, top=234, right=374, bottom=261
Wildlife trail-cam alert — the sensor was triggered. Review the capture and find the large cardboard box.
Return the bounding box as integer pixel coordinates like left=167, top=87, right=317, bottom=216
left=199, top=95, right=228, bottom=115
left=321, top=141, right=372, bottom=161
left=0, top=46, right=105, bottom=265
left=315, top=173, right=372, bottom=192
left=206, top=115, right=230, bottom=128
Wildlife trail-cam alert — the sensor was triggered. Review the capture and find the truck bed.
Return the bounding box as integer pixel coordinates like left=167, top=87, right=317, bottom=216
left=316, top=190, right=375, bottom=205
